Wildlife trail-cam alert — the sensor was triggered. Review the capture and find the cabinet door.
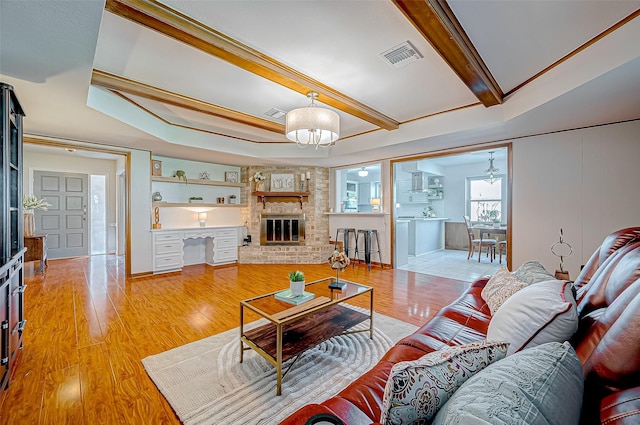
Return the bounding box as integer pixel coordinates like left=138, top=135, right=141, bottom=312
left=8, top=261, right=25, bottom=359
left=396, top=180, right=411, bottom=203
left=409, top=192, right=429, bottom=203
left=0, top=276, right=9, bottom=389
left=357, top=183, right=371, bottom=205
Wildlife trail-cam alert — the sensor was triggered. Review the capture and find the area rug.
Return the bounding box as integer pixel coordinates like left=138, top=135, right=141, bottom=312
left=142, top=307, right=417, bottom=425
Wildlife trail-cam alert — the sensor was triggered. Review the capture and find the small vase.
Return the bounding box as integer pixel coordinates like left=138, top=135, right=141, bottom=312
left=290, top=280, right=305, bottom=296
left=152, top=191, right=162, bottom=201
left=255, top=181, right=265, bottom=192
left=23, top=212, right=35, bottom=237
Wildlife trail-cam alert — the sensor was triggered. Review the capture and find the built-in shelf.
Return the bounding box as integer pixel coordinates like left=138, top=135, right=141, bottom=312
left=152, top=176, right=245, bottom=188
left=252, top=191, right=310, bottom=209
left=153, top=202, right=247, bottom=208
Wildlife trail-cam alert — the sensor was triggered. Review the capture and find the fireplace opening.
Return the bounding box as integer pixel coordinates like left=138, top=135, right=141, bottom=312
left=260, top=214, right=305, bottom=246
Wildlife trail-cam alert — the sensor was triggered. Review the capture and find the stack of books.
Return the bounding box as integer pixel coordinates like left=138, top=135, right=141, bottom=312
left=275, top=289, right=315, bottom=305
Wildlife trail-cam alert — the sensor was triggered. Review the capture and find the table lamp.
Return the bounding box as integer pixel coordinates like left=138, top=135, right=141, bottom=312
left=371, top=198, right=380, bottom=212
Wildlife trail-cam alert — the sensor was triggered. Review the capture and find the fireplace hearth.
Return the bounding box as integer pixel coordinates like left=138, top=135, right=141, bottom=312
left=260, top=214, right=305, bottom=246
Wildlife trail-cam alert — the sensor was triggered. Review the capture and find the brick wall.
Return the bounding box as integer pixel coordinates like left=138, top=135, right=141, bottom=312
left=238, top=166, right=334, bottom=264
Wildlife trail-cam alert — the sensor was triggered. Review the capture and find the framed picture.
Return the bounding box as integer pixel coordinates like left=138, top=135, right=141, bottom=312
left=225, top=171, right=239, bottom=183
left=151, top=160, right=162, bottom=176
left=270, top=173, right=294, bottom=192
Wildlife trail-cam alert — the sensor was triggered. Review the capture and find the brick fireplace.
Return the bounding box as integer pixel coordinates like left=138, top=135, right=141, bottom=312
left=238, top=166, right=334, bottom=264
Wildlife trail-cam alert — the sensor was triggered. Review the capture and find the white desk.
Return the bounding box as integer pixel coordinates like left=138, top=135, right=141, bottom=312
left=152, top=227, right=239, bottom=273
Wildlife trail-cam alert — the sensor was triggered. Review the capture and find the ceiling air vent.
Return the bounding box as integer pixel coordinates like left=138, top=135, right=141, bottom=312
left=380, top=41, right=423, bottom=69
left=264, top=108, right=286, bottom=119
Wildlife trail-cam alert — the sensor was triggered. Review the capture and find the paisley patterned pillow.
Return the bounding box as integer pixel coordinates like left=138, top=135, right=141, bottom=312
left=380, top=340, right=509, bottom=425
left=481, top=267, right=528, bottom=315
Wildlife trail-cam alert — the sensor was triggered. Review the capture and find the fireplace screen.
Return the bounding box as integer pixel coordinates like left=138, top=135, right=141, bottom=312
left=260, top=214, right=305, bottom=246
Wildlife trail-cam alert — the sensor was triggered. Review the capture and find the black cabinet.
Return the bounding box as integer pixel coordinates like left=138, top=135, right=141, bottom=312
left=1, top=82, right=26, bottom=392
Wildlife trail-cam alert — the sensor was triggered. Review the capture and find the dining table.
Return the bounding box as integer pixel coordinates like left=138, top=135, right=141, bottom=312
left=471, top=224, right=507, bottom=262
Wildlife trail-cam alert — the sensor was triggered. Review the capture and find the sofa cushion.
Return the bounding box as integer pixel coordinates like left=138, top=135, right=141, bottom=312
left=481, top=267, right=528, bottom=314
left=512, top=260, right=555, bottom=284
left=380, top=340, right=508, bottom=425
left=432, top=341, right=583, bottom=425
left=487, top=279, right=578, bottom=355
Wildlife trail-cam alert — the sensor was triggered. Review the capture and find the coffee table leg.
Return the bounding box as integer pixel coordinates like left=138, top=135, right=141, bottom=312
left=239, top=304, right=244, bottom=363
left=369, top=290, right=374, bottom=339
left=276, top=323, right=283, bottom=395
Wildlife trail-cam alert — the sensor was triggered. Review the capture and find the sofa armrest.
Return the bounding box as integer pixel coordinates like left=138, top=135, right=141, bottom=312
left=279, top=404, right=345, bottom=425
left=600, top=387, right=640, bottom=424
left=471, top=276, right=490, bottom=288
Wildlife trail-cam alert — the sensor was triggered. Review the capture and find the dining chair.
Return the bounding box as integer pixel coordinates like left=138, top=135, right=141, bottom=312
left=498, top=240, right=507, bottom=263
left=463, top=216, right=497, bottom=262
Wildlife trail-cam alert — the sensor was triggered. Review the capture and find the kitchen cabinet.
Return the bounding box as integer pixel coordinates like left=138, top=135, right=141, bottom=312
left=357, top=183, right=371, bottom=205
left=396, top=180, right=411, bottom=203
left=395, top=220, right=409, bottom=266
left=408, top=192, right=429, bottom=203
left=407, top=218, right=447, bottom=256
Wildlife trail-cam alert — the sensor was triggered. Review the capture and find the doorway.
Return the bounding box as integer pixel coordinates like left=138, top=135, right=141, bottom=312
left=391, top=146, right=510, bottom=280
left=24, top=143, right=127, bottom=270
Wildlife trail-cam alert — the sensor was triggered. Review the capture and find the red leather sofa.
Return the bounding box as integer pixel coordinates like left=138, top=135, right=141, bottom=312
left=280, top=227, right=640, bottom=425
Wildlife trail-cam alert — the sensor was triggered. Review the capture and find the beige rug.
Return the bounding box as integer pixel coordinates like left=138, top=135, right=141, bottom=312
left=142, top=307, right=417, bottom=425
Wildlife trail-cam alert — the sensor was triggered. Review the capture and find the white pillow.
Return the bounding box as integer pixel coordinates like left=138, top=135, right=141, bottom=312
left=481, top=267, right=528, bottom=315
left=487, top=279, right=578, bottom=355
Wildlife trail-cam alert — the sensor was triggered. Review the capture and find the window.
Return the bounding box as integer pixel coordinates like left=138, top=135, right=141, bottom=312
left=467, top=176, right=503, bottom=223
left=334, top=163, right=381, bottom=213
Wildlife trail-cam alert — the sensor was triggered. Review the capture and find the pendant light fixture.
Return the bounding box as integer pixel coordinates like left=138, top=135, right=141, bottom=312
left=358, top=167, right=368, bottom=177
left=286, top=92, right=339, bottom=149
left=484, top=151, right=499, bottom=184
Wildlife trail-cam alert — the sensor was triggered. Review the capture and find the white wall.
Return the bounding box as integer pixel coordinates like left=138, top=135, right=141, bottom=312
left=129, top=150, right=153, bottom=274
left=512, top=119, right=640, bottom=278
left=23, top=151, right=119, bottom=253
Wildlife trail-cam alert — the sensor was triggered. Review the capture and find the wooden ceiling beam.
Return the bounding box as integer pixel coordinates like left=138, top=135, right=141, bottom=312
left=91, top=69, right=285, bottom=133
left=104, top=0, right=400, bottom=130
left=392, top=0, right=503, bottom=107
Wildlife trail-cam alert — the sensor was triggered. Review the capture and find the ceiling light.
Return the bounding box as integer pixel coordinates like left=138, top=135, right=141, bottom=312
left=286, top=92, right=339, bottom=149
left=358, top=167, right=368, bottom=177
left=484, top=151, right=499, bottom=184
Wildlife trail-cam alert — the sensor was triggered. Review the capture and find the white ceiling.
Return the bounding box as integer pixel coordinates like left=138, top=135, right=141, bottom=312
left=1, top=0, right=639, bottom=167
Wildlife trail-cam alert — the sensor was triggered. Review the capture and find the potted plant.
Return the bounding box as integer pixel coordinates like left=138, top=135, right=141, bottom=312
left=288, top=270, right=305, bottom=296
left=22, top=195, right=51, bottom=236
left=488, top=209, right=501, bottom=227
left=189, top=196, right=203, bottom=203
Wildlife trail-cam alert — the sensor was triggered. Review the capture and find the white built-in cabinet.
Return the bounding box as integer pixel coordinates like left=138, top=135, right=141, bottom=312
left=152, top=227, right=239, bottom=273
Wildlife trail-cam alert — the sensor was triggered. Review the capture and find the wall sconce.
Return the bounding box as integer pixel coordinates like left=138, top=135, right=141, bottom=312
left=371, top=198, right=381, bottom=212
left=198, top=212, right=207, bottom=227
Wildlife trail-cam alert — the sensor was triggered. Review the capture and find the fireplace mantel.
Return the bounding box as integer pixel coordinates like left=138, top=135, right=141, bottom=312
left=252, top=191, right=309, bottom=209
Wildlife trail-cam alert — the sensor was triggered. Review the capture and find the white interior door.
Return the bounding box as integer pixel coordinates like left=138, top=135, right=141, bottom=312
left=34, top=170, right=89, bottom=259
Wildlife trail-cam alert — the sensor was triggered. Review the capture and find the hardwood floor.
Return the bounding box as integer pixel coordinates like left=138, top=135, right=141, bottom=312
left=0, top=256, right=470, bottom=425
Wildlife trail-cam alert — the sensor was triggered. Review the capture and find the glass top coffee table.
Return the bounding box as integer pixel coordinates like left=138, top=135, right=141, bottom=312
left=240, top=277, right=374, bottom=395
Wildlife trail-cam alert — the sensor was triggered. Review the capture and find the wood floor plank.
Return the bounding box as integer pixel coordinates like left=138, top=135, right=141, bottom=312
left=0, top=255, right=469, bottom=423
left=40, top=364, right=83, bottom=425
